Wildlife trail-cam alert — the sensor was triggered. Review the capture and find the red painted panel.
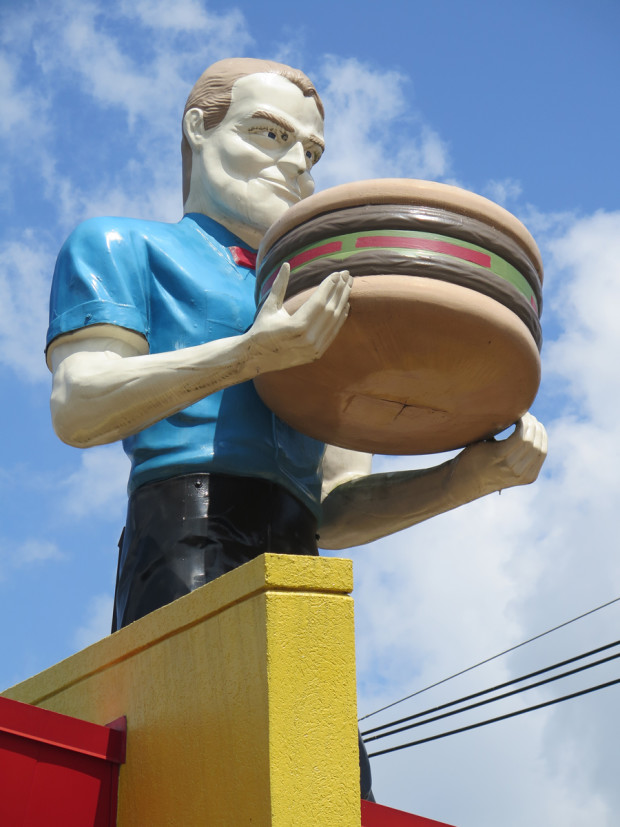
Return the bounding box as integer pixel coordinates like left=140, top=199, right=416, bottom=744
left=361, top=798, right=457, bottom=827
left=289, top=240, right=343, bottom=270
left=355, top=234, right=492, bottom=268
left=0, top=697, right=125, bottom=827
left=0, top=696, right=125, bottom=762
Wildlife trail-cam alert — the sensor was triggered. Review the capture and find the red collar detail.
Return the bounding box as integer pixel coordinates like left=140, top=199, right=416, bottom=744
left=229, top=246, right=257, bottom=269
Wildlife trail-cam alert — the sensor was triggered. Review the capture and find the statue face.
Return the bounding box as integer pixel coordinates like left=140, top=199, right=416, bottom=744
left=188, top=73, right=325, bottom=247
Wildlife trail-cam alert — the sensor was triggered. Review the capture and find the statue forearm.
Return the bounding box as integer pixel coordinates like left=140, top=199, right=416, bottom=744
left=318, top=414, right=547, bottom=549
left=318, top=461, right=463, bottom=548
left=50, top=332, right=258, bottom=447
left=50, top=267, right=353, bottom=448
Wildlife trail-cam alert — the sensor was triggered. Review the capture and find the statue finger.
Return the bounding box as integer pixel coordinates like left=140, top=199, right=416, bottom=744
left=267, top=262, right=291, bottom=309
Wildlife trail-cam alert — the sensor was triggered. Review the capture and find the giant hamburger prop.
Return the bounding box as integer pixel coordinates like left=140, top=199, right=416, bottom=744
left=254, top=179, right=543, bottom=455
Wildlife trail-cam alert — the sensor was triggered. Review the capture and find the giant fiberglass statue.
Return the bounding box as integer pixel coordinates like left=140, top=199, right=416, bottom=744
left=46, top=58, right=547, bottom=802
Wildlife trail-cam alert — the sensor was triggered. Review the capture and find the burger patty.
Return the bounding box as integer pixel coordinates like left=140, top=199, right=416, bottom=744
left=256, top=205, right=543, bottom=349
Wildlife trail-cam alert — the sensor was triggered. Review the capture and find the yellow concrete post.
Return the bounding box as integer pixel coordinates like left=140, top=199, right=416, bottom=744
left=3, top=554, right=361, bottom=826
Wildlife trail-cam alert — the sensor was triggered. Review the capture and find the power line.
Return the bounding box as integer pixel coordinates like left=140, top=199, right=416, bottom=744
left=362, top=638, right=620, bottom=737
left=364, top=648, right=620, bottom=743
left=368, top=676, right=620, bottom=758
left=359, top=595, right=620, bottom=722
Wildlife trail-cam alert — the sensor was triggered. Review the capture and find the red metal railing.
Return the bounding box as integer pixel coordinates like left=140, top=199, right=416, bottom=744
left=362, top=798, right=457, bottom=826
left=0, top=696, right=126, bottom=827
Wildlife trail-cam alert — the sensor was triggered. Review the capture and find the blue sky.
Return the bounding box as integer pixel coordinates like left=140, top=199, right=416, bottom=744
left=1, top=1, right=619, bottom=824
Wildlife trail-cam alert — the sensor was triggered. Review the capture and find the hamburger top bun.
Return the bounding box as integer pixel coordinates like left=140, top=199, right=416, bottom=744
left=257, top=178, right=543, bottom=283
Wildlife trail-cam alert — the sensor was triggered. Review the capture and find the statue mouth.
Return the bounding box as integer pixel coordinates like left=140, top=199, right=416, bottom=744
left=260, top=177, right=301, bottom=202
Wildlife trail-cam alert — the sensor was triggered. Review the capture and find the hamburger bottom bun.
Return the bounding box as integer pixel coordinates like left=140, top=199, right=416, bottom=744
left=254, top=275, right=541, bottom=455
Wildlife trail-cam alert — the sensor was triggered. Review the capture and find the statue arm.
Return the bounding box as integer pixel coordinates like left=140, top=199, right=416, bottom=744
left=318, top=413, right=547, bottom=549
left=48, top=265, right=352, bottom=447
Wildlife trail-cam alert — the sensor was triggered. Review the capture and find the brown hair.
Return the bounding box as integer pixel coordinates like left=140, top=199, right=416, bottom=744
left=182, top=58, right=324, bottom=203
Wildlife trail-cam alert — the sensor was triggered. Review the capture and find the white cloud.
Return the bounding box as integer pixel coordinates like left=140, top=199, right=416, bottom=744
left=545, top=211, right=620, bottom=424
left=0, top=234, right=55, bottom=383
left=0, top=0, right=252, bottom=232
left=356, top=466, right=620, bottom=824
left=15, top=539, right=65, bottom=565
left=0, top=51, right=40, bottom=139
left=61, top=444, right=129, bottom=519
left=0, top=46, right=53, bottom=205
left=518, top=204, right=577, bottom=240
left=42, top=157, right=183, bottom=229
left=313, top=56, right=450, bottom=189
left=352, top=207, right=620, bottom=823
left=119, top=0, right=248, bottom=38
left=0, top=537, right=64, bottom=580
left=268, top=27, right=309, bottom=69
left=27, top=0, right=251, bottom=126
left=483, top=177, right=523, bottom=206
left=73, top=592, right=114, bottom=649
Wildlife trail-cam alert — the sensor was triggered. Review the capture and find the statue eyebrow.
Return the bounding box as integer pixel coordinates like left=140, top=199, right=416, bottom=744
left=250, top=110, right=325, bottom=151
left=308, top=133, right=325, bottom=152
left=251, top=110, right=296, bottom=132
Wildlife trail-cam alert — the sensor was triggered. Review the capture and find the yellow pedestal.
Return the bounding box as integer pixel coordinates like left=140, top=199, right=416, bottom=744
left=3, top=554, right=361, bottom=826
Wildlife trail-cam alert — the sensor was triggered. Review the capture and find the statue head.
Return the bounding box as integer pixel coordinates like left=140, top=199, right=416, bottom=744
left=182, top=58, right=325, bottom=248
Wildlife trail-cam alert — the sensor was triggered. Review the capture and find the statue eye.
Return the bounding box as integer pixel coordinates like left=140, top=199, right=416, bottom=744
left=281, top=132, right=289, bottom=142
left=267, top=130, right=277, bottom=140
left=305, top=147, right=321, bottom=166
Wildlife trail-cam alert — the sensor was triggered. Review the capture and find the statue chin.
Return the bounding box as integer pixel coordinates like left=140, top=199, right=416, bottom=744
left=242, top=179, right=305, bottom=236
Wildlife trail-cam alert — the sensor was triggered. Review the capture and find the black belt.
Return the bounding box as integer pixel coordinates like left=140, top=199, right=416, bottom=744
left=112, top=473, right=319, bottom=631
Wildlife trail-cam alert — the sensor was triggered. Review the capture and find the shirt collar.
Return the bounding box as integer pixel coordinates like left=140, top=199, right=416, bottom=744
left=183, top=213, right=257, bottom=254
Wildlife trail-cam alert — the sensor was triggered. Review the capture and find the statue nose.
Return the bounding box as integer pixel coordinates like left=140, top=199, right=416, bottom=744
left=278, top=140, right=307, bottom=175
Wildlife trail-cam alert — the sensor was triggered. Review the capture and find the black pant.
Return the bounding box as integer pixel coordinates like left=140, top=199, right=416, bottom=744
left=112, top=472, right=374, bottom=800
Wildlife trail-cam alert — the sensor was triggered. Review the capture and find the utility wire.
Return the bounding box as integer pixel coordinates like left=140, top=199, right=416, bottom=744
left=359, top=595, right=620, bottom=722
left=364, top=648, right=620, bottom=743
left=362, top=638, right=620, bottom=737
left=368, top=676, right=620, bottom=758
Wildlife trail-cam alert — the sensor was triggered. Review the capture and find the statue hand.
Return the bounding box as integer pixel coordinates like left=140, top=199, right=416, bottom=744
left=452, top=413, right=548, bottom=498
left=249, top=263, right=352, bottom=373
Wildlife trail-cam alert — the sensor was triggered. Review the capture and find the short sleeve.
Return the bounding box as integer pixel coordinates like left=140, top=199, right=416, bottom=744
left=47, top=217, right=150, bottom=349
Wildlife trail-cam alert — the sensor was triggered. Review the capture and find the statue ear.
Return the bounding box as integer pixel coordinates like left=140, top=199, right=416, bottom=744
left=183, top=108, right=207, bottom=151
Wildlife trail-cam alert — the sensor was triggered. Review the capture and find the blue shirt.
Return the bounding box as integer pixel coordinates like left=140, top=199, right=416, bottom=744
left=47, top=213, right=325, bottom=517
